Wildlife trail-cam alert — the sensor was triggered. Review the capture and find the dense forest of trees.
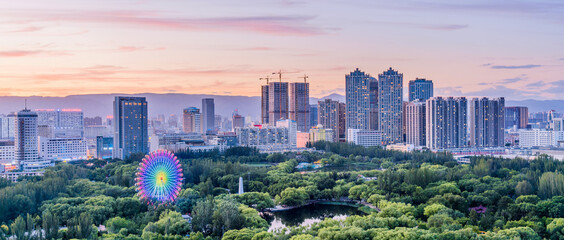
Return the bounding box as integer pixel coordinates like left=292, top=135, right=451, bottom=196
left=0, top=143, right=563, bottom=239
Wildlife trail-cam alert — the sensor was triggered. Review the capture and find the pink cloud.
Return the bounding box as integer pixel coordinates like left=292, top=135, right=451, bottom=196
left=118, top=46, right=145, bottom=52
left=0, top=50, right=72, bottom=57
left=117, top=46, right=165, bottom=52
left=9, top=26, right=43, bottom=33
left=0, top=50, right=42, bottom=57
left=5, top=10, right=327, bottom=36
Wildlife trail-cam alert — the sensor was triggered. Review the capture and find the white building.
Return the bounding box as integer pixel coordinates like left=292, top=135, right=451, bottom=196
left=39, top=137, right=88, bottom=162
left=519, top=129, right=554, bottom=148
left=386, top=144, right=416, bottom=152
left=36, top=109, right=84, bottom=138
left=0, top=114, right=15, bottom=139
left=0, top=141, right=14, bottom=162
left=276, top=119, right=297, bottom=147
left=347, top=129, right=383, bottom=147
left=235, top=125, right=290, bottom=147
left=0, top=171, right=44, bottom=182
left=405, top=100, right=426, bottom=146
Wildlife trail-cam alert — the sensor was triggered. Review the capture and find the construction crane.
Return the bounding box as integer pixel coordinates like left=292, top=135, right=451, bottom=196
left=298, top=74, right=309, bottom=83
left=270, top=70, right=297, bottom=121
left=272, top=70, right=298, bottom=82
left=259, top=76, right=273, bottom=85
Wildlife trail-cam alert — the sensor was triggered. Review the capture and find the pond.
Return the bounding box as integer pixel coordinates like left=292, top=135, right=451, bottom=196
left=266, top=203, right=363, bottom=232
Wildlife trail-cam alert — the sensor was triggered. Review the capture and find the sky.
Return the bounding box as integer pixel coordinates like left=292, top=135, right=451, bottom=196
left=0, top=0, right=563, bottom=100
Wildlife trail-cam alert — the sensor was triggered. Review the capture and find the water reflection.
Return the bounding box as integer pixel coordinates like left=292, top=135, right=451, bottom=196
left=267, top=203, right=362, bottom=232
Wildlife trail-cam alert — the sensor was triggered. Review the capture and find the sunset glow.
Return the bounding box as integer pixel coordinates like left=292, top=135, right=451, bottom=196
left=1, top=0, right=563, bottom=99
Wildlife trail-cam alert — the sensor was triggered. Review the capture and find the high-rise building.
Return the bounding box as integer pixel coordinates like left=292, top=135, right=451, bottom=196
left=408, top=78, right=434, bottom=102
left=318, top=99, right=345, bottom=141
left=261, top=85, right=269, bottom=124
left=0, top=114, right=15, bottom=140
left=345, top=69, right=376, bottom=135
left=426, top=97, right=468, bottom=149
left=369, top=79, right=379, bottom=130
left=553, top=118, right=564, bottom=131
left=378, top=67, right=403, bottom=144
left=309, top=104, right=318, bottom=128
left=201, top=98, right=215, bottom=134
left=505, top=106, right=528, bottom=129
left=276, top=119, right=297, bottom=147
left=113, top=96, right=149, bottom=159
left=405, top=100, right=426, bottom=146
left=268, top=82, right=289, bottom=124
left=289, top=82, right=310, bottom=132
left=232, top=111, right=245, bottom=131
left=36, top=109, right=84, bottom=138
left=15, top=108, right=39, bottom=163
left=214, top=115, right=223, bottom=132
left=470, top=97, right=505, bottom=147
left=96, top=136, right=113, bottom=160
left=182, top=107, right=201, bottom=133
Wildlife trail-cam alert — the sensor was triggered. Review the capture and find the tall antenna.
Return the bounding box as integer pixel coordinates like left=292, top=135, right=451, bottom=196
left=24, top=99, right=28, bottom=110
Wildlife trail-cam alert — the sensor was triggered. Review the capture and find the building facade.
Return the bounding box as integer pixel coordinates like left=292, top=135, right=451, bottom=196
left=469, top=97, right=505, bottom=147
left=201, top=98, right=215, bottom=134
left=261, top=85, right=269, bottom=124
left=96, top=136, right=113, bottom=159
left=405, top=100, right=426, bottom=146
left=519, top=129, right=554, bottom=148
left=276, top=119, right=297, bottom=147
left=289, top=82, right=310, bottom=132
left=232, top=112, right=245, bottom=131
left=309, top=104, right=318, bottom=128
left=378, top=68, right=403, bottom=144
left=36, top=109, right=84, bottom=138
left=15, top=109, right=39, bottom=164
left=268, top=82, right=289, bottom=124
left=318, top=99, right=345, bottom=141
left=309, top=125, right=335, bottom=143
left=182, top=107, right=201, bottom=133
left=408, top=78, right=434, bottom=101
left=39, top=137, right=88, bottom=161
left=505, top=106, right=528, bottom=129
left=235, top=125, right=290, bottom=146
left=345, top=69, right=374, bottom=134
left=426, top=97, right=468, bottom=149
left=0, top=140, right=14, bottom=161
left=0, top=114, right=15, bottom=140
left=113, top=96, right=149, bottom=159
left=347, top=129, right=383, bottom=147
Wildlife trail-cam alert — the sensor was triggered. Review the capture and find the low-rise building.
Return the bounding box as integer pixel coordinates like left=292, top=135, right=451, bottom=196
left=518, top=129, right=558, bottom=148
left=309, top=125, right=335, bottom=143
left=0, top=171, right=44, bottom=182
left=347, top=129, right=383, bottom=147
left=0, top=140, right=14, bottom=162
left=235, top=125, right=290, bottom=147
left=39, top=137, right=88, bottom=162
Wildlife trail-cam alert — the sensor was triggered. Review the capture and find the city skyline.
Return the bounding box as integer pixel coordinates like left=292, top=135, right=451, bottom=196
left=1, top=1, right=563, bottom=100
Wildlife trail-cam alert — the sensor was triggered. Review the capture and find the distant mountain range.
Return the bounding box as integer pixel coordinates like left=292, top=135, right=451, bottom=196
left=0, top=93, right=560, bottom=120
